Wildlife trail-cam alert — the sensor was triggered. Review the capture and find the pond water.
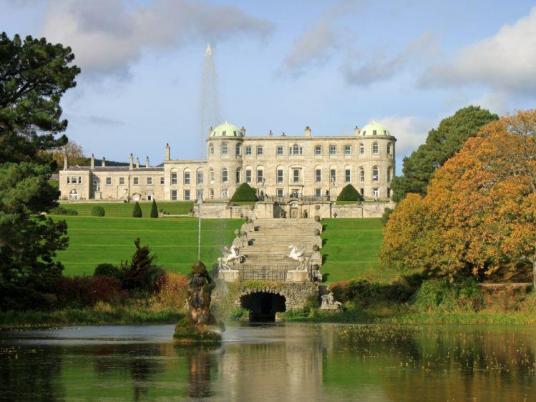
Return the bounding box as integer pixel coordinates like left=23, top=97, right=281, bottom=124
left=1, top=323, right=535, bottom=401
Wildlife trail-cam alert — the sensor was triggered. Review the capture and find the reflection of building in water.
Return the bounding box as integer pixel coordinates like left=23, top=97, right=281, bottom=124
left=217, top=325, right=324, bottom=400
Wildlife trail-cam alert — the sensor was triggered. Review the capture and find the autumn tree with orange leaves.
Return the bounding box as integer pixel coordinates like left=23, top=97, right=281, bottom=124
left=381, top=110, right=536, bottom=284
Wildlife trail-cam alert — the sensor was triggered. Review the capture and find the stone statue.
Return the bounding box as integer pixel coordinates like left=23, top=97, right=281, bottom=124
left=288, top=244, right=308, bottom=270
left=174, top=261, right=222, bottom=343
left=320, top=291, right=342, bottom=311
left=218, top=245, right=244, bottom=270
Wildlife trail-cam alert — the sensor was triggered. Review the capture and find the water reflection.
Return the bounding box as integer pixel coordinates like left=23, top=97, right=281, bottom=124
left=0, top=324, right=535, bottom=401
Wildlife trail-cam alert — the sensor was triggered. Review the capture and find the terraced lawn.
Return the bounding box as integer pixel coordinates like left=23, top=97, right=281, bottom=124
left=321, top=218, right=397, bottom=283
left=60, top=201, right=194, bottom=217
left=55, top=216, right=241, bottom=276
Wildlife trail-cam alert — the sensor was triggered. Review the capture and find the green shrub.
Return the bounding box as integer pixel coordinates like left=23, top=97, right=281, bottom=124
left=336, top=184, right=363, bottom=202
left=381, top=207, right=394, bottom=225
left=413, top=278, right=484, bottom=312
left=230, top=183, right=258, bottom=202
left=49, top=206, right=78, bottom=216
left=94, top=263, right=122, bottom=280
left=91, top=206, right=105, bottom=216
left=150, top=199, right=158, bottom=218
left=132, top=201, right=142, bottom=218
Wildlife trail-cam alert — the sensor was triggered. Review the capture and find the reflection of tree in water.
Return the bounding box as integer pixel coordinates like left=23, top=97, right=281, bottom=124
left=92, top=344, right=163, bottom=401
left=0, top=345, right=65, bottom=402
left=337, top=326, right=536, bottom=402
left=183, top=346, right=219, bottom=399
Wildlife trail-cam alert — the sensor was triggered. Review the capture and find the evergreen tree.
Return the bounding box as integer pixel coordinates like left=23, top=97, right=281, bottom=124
left=0, top=33, right=79, bottom=308
left=391, top=106, right=498, bottom=202
left=230, top=183, right=258, bottom=202
left=336, top=184, right=363, bottom=202
left=150, top=199, right=158, bottom=218
left=132, top=201, right=142, bottom=218
left=120, top=238, right=164, bottom=293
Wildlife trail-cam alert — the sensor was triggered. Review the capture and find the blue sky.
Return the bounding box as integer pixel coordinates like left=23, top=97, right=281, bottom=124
left=2, top=0, right=536, bottom=168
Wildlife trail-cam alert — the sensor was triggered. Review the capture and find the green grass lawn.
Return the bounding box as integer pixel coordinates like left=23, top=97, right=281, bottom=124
left=321, top=218, right=397, bottom=283
left=60, top=201, right=194, bottom=217
left=55, top=216, right=241, bottom=276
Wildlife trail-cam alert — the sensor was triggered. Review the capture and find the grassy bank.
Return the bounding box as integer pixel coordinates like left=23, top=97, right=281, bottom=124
left=0, top=304, right=183, bottom=329
left=321, top=218, right=394, bottom=283
left=54, top=216, right=241, bottom=276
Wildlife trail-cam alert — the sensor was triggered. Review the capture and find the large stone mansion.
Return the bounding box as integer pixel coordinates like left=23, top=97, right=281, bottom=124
left=59, top=121, right=396, bottom=203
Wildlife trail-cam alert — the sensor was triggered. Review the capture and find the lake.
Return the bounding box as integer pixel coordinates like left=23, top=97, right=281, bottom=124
left=1, top=323, right=535, bottom=401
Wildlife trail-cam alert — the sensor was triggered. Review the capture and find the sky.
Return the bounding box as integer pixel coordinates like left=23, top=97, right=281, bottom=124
left=2, top=0, right=536, bottom=169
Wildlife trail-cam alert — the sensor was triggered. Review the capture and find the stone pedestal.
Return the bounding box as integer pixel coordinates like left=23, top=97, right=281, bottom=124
left=286, top=270, right=309, bottom=283
left=220, top=270, right=240, bottom=282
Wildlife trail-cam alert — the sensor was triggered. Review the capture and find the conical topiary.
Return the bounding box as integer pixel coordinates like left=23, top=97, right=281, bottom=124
left=230, top=183, right=258, bottom=202
left=132, top=201, right=142, bottom=217
left=150, top=199, right=158, bottom=218
left=336, top=184, right=363, bottom=202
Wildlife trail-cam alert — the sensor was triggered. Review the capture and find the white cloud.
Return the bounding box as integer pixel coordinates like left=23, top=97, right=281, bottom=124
left=372, top=115, right=435, bottom=157
left=421, top=7, right=536, bottom=95
left=41, top=0, right=273, bottom=75
left=344, top=33, right=438, bottom=86
left=280, top=0, right=360, bottom=76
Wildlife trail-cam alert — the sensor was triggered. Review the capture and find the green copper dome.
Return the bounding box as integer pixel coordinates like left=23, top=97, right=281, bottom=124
left=360, top=121, right=390, bottom=136
left=210, top=122, right=244, bottom=138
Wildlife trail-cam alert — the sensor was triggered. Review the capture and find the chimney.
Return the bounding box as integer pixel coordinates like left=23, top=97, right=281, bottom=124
left=129, top=153, right=134, bottom=170
left=90, top=153, right=95, bottom=169
left=101, top=157, right=106, bottom=167
left=145, top=156, right=150, bottom=168
left=63, top=148, right=68, bottom=170
left=165, top=143, right=170, bottom=161
left=304, top=126, right=312, bottom=137
left=269, top=130, right=273, bottom=137
left=354, top=126, right=360, bottom=136
left=136, top=157, right=140, bottom=169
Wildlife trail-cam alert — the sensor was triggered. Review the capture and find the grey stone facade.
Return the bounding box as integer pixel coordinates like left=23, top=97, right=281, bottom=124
left=59, top=120, right=396, bottom=203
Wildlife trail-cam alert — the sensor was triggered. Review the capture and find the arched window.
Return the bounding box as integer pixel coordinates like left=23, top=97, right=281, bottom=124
left=69, top=189, right=78, bottom=200
left=359, top=143, right=364, bottom=154
left=359, top=167, right=364, bottom=182
left=372, top=166, right=379, bottom=181
left=171, top=170, right=177, bottom=185
left=387, top=142, right=392, bottom=155
left=209, top=168, right=214, bottom=183
left=372, top=142, right=379, bottom=154
left=209, top=144, right=214, bottom=155
left=184, top=170, right=191, bottom=185
left=245, top=168, right=252, bottom=183
left=221, top=142, right=228, bottom=155
left=236, top=143, right=242, bottom=156
left=387, top=167, right=392, bottom=182
left=236, top=168, right=241, bottom=183
left=221, top=168, right=228, bottom=182
left=293, top=144, right=300, bottom=155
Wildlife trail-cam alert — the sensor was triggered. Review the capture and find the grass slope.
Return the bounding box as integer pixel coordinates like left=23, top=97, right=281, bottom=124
left=60, top=201, right=193, bottom=217
left=321, top=218, right=396, bottom=283
left=56, top=216, right=241, bottom=276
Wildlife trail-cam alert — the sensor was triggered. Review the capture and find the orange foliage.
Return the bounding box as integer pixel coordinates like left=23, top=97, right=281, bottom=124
left=155, top=273, right=188, bottom=309
left=382, top=110, right=536, bottom=281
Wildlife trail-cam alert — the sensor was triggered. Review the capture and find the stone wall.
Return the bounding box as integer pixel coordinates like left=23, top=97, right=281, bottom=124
left=238, top=282, right=319, bottom=310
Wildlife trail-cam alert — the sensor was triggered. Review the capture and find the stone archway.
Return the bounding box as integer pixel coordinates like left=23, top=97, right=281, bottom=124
left=240, top=291, right=286, bottom=322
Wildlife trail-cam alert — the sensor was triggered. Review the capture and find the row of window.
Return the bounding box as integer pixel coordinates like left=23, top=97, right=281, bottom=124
left=88, top=176, right=164, bottom=188
left=209, top=142, right=393, bottom=157
left=170, top=187, right=390, bottom=201
left=169, top=166, right=392, bottom=186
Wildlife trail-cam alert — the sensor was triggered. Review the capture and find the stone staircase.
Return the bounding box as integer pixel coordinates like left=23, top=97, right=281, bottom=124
left=219, top=218, right=323, bottom=282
